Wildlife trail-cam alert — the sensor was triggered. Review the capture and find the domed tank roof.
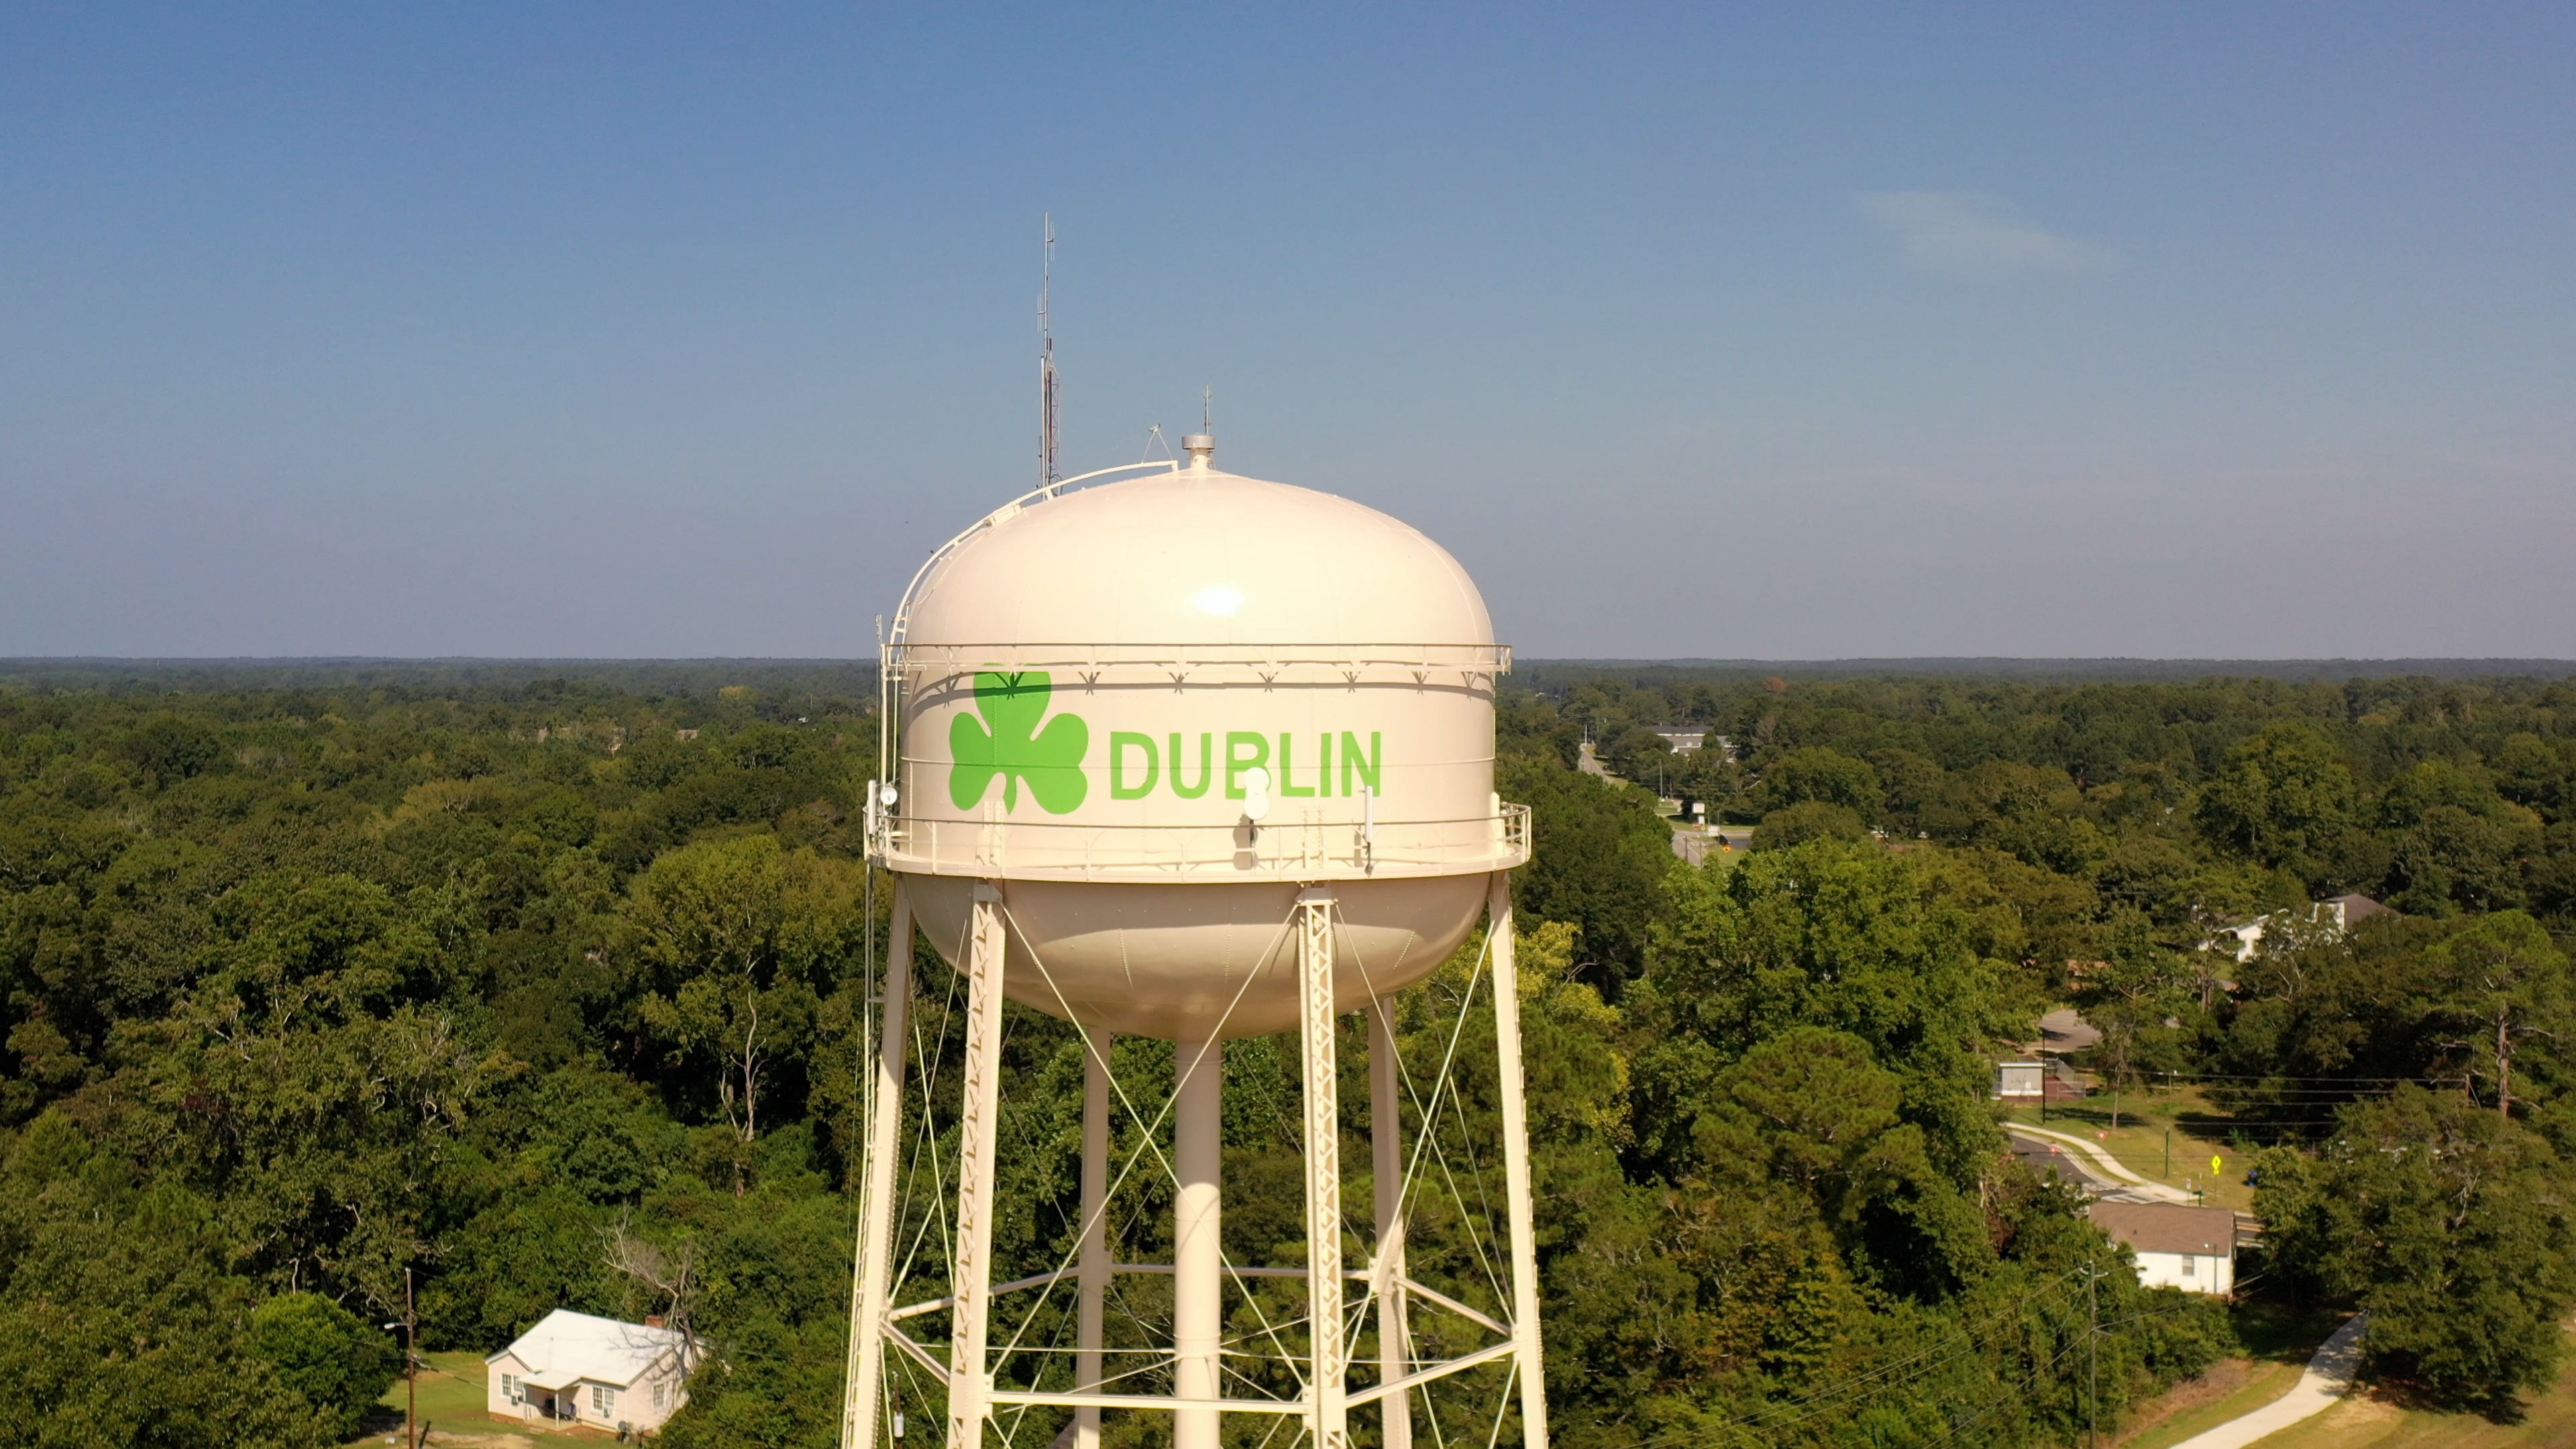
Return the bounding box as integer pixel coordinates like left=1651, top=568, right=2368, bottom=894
left=877, top=450, right=1525, bottom=1041
left=902, top=462, right=1492, bottom=649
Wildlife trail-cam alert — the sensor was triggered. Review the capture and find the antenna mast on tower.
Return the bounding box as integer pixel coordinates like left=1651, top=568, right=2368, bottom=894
left=1039, top=215, right=1061, bottom=492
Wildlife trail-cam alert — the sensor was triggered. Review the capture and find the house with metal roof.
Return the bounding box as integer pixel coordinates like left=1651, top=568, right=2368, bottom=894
left=486, top=1308, right=694, bottom=1434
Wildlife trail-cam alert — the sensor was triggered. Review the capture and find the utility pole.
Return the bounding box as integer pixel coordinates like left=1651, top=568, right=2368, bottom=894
left=2163, top=1125, right=2172, bottom=1180
left=2086, top=1265, right=2103, bottom=1449
left=384, top=1269, right=419, bottom=1449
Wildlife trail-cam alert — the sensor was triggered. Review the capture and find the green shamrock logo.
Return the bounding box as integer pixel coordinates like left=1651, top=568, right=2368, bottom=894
left=949, top=670, right=1089, bottom=814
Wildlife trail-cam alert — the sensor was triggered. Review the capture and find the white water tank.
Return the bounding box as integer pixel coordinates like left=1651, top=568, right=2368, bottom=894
left=873, top=449, right=1526, bottom=1042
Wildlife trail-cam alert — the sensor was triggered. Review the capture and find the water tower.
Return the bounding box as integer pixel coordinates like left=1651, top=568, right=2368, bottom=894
left=841, top=437, right=1544, bottom=1449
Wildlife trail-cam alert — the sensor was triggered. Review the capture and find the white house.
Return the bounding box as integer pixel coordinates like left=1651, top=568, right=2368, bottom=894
left=487, top=1309, right=694, bottom=1434
left=2088, top=1202, right=2241, bottom=1295
left=2209, top=894, right=2387, bottom=963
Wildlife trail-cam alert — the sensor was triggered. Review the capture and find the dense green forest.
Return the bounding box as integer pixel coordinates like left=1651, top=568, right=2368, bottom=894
left=3, top=663, right=2574, bottom=1445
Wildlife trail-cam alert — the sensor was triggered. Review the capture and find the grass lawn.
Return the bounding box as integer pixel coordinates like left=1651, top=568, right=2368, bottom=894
left=2115, top=1313, right=2576, bottom=1449
left=2003, top=1087, right=2262, bottom=1212
left=2247, top=1338, right=2576, bottom=1448
left=1700, top=840, right=1746, bottom=877
left=2225, top=1330, right=2576, bottom=1444
left=2118, top=1359, right=2308, bottom=1448
left=2113, top=1303, right=2345, bottom=1448
left=347, top=1351, right=615, bottom=1447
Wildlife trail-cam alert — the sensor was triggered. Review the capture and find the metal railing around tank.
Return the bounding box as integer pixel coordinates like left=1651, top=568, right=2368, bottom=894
left=865, top=802, right=1530, bottom=881
left=876, top=459, right=1185, bottom=788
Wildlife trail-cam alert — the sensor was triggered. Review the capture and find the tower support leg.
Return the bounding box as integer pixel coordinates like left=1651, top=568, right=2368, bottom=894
left=1074, top=1031, right=1112, bottom=1449
left=1369, top=996, right=1411, bottom=1449
left=843, top=882, right=914, bottom=1449
left=1487, top=873, right=1549, bottom=1449
left=1173, top=1034, right=1224, bottom=1449
left=1297, top=888, right=1349, bottom=1448
left=947, top=883, right=1008, bottom=1448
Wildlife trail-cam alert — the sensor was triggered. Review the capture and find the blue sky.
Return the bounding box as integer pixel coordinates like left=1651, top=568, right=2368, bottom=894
left=4, top=3, right=2571, bottom=658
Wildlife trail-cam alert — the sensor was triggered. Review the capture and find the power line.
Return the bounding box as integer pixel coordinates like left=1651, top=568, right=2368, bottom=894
left=2145, top=1070, right=2468, bottom=1084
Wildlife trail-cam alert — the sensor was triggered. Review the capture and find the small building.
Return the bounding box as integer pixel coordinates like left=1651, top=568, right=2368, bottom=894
left=1994, top=1058, right=2084, bottom=1102
left=2087, top=1203, right=2240, bottom=1295
left=487, top=1309, right=694, bottom=1434
left=1648, top=727, right=1705, bottom=753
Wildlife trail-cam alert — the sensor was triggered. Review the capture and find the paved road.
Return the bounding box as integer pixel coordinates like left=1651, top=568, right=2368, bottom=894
left=1670, top=825, right=1752, bottom=865
left=2009, top=1130, right=2115, bottom=1192
left=2004, top=1123, right=2196, bottom=1204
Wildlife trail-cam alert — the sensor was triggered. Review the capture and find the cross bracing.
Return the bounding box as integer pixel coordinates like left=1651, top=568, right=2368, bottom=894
left=839, top=875, right=1549, bottom=1449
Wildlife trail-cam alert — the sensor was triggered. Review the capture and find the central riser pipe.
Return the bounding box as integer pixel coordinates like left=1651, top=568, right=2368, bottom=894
left=1173, top=1037, right=1224, bottom=1449
left=1075, top=1036, right=1111, bottom=1449
left=1371, top=1000, right=1411, bottom=1449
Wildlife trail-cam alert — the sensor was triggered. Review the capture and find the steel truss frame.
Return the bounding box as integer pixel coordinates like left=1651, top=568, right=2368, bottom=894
left=839, top=873, right=1549, bottom=1449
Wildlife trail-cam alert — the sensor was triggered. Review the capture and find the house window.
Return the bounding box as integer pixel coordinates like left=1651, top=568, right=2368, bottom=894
left=2182, top=1256, right=2197, bottom=1277
left=500, top=1373, right=519, bottom=1403
left=594, top=1385, right=616, bottom=1417
left=653, top=1381, right=669, bottom=1411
